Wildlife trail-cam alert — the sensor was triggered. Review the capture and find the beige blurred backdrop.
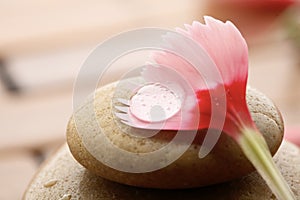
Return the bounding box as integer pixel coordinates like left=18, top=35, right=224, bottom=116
left=0, top=1, right=299, bottom=199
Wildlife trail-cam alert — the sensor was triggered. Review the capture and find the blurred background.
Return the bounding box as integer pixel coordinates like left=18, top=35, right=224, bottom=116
left=0, top=0, right=299, bottom=199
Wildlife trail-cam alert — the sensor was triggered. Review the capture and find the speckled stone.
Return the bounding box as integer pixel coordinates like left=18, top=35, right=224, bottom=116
left=23, top=141, right=300, bottom=200
left=66, top=81, right=284, bottom=189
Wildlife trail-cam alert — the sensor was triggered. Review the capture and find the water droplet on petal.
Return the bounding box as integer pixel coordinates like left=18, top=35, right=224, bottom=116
left=130, top=83, right=181, bottom=122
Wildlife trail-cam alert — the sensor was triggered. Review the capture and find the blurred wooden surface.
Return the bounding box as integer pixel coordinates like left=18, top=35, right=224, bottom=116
left=0, top=152, right=37, bottom=200
left=0, top=0, right=201, bottom=57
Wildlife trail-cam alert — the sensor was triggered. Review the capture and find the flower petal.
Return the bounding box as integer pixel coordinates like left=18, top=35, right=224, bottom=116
left=177, top=16, right=248, bottom=89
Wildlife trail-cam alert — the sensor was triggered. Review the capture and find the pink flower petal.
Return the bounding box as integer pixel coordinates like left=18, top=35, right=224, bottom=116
left=177, top=16, right=248, bottom=89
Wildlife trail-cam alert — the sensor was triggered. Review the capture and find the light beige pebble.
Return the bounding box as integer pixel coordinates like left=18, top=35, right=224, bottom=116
left=66, top=81, right=284, bottom=189
left=58, top=194, right=72, bottom=200
left=23, top=141, right=300, bottom=199
left=43, top=179, right=58, bottom=188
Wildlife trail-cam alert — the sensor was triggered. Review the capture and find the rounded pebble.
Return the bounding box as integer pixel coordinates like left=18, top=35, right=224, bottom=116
left=23, top=141, right=300, bottom=199
left=66, top=80, right=284, bottom=188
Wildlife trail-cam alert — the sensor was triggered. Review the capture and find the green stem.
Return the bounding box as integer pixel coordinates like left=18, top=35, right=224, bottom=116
left=238, top=128, right=295, bottom=200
